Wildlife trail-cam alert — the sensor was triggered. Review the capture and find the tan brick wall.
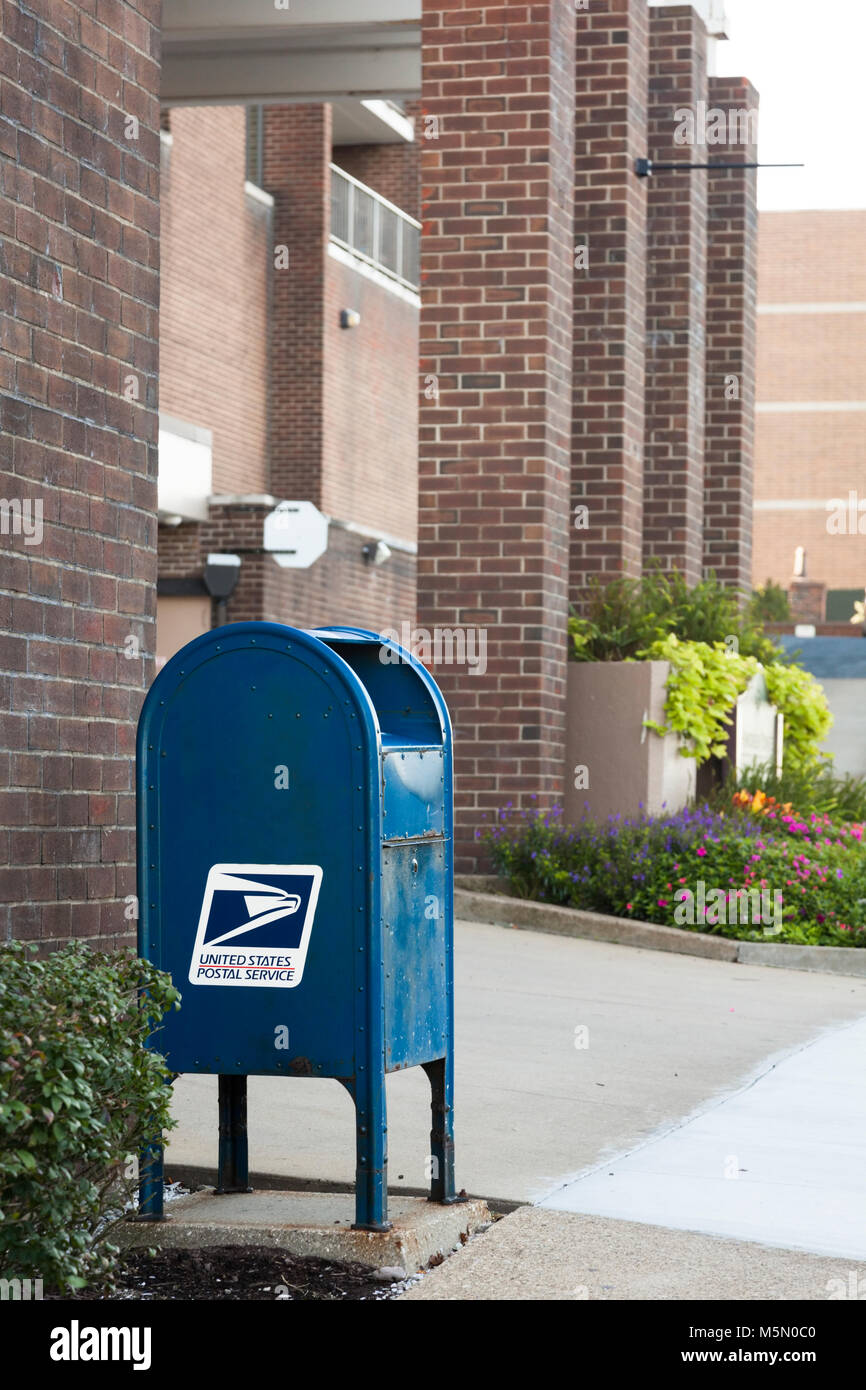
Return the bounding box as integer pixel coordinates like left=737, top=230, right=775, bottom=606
left=322, top=255, right=419, bottom=543
left=754, top=211, right=866, bottom=600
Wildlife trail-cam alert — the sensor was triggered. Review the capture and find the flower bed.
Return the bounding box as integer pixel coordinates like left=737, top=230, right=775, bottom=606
left=482, top=795, right=866, bottom=948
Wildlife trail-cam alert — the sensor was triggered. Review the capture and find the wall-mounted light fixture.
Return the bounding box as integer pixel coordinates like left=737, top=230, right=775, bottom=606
left=340, top=309, right=361, bottom=329
left=362, top=540, right=392, bottom=567
left=204, top=553, right=242, bottom=626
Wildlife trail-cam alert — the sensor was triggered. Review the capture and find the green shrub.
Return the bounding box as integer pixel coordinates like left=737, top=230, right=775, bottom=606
left=637, top=638, right=833, bottom=772
left=0, top=942, right=179, bottom=1292
left=639, top=635, right=757, bottom=762
left=763, top=662, right=833, bottom=772
left=568, top=567, right=782, bottom=666
left=748, top=580, right=791, bottom=624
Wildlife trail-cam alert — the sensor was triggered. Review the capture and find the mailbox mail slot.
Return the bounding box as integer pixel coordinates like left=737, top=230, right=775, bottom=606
left=136, top=622, right=459, bottom=1230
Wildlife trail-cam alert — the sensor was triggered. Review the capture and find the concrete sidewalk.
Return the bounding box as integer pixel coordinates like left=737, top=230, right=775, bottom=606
left=400, top=1207, right=866, bottom=1301
left=167, top=921, right=866, bottom=1208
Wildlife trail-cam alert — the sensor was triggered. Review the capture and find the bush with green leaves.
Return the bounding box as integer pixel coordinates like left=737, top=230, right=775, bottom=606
left=637, top=636, right=831, bottom=770
left=0, top=941, right=179, bottom=1292
left=762, top=661, right=833, bottom=772
left=639, top=635, right=757, bottom=763
left=568, top=567, right=782, bottom=666
left=748, top=580, right=791, bottom=624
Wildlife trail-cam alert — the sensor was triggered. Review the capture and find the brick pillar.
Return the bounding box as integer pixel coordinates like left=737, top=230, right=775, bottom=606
left=419, top=0, right=575, bottom=869
left=703, top=77, right=758, bottom=588
left=262, top=104, right=331, bottom=504
left=0, top=0, right=161, bottom=948
left=788, top=579, right=827, bottom=626
left=643, top=5, right=707, bottom=580
left=572, top=0, right=648, bottom=599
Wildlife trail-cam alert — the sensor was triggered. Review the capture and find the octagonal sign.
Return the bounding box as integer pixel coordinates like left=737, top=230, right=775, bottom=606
left=263, top=501, right=329, bottom=569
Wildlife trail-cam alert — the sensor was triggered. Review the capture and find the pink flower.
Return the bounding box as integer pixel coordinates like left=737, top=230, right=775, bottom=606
left=696, top=846, right=707, bottom=858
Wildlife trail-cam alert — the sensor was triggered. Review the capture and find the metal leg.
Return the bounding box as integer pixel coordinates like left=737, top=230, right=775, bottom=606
left=215, top=1074, right=253, bottom=1194
left=346, top=1074, right=391, bottom=1231
left=422, top=1056, right=462, bottom=1204
left=137, top=1136, right=165, bottom=1221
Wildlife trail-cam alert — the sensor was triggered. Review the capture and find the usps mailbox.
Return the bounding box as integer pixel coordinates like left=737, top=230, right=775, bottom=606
left=136, top=622, right=459, bottom=1231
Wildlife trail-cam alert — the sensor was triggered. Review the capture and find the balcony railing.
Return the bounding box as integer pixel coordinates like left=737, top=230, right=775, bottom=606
left=330, top=163, right=421, bottom=293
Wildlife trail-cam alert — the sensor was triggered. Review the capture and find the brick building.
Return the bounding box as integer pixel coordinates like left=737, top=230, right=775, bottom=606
left=753, top=210, right=866, bottom=624
left=0, top=0, right=761, bottom=946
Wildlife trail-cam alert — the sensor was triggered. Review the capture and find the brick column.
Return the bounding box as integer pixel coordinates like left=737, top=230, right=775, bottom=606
left=643, top=4, right=707, bottom=580
left=0, top=0, right=161, bottom=948
left=262, top=104, right=332, bottom=504
left=572, top=0, right=648, bottom=599
left=419, top=0, right=575, bottom=870
left=703, top=77, right=758, bottom=588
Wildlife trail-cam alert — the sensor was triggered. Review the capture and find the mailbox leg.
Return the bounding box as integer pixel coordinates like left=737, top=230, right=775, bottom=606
left=215, top=1074, right=253, bottom=1194
left=345, top=1076, right=391, bottom=1231
left=422, top=1057, right=461, bottom=1204
left=137, top=1136, right=165, bottom=1221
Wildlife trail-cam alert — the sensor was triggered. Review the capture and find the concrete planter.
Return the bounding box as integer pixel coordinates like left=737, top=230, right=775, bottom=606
left=564, top=660, right=694, bottom=825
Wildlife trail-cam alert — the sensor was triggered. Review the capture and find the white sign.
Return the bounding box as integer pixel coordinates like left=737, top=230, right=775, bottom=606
left=188, top=864, right=322, bottom=988
left=263, top=501, right=328, bottom=569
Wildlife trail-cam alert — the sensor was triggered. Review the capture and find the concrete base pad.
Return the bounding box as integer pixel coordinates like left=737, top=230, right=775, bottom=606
left=121, top=1189, right=490, bottom=1275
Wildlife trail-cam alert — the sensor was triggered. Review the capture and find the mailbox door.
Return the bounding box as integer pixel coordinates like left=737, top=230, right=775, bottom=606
left=382, top=840, right=448, bottom=1070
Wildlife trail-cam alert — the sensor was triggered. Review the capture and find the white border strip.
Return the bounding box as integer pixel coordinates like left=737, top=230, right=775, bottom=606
left=757, top=401, right=866, bottom=414
left=759, top=302, right=866, bottom=315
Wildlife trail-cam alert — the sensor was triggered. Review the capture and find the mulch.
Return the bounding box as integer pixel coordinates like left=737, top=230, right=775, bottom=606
left=50, top=1245, right=401, bottom=1301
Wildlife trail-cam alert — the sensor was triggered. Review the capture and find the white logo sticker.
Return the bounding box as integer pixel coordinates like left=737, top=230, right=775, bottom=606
left=188, top=864, right=323, bottom=988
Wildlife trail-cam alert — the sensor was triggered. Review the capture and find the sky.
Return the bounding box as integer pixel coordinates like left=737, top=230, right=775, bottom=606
left=713, top=0, right=866, bottom=211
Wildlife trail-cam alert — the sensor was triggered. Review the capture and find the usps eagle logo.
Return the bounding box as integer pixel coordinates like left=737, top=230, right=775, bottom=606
left=188, top=865, right=322, bottom=988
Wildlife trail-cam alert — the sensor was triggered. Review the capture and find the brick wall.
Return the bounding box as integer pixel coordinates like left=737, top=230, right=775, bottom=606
left=702, top=77, right=758, bottom=588
left=754, top=211, right=866, bottom=595
left=322, top=254, right=419, bottom=543
left=571, top=0, right=647, bottom=600
left=0, top=0, right=161, bottom=948
left=418, top=0, right=576, bottom=870
left=643, top=4, right=707, bottom=580
left=159, top=107, right=270, bottom=497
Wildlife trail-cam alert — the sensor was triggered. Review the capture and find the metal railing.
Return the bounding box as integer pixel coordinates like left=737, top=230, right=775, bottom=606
left=330, top=163, right=421, bottom=292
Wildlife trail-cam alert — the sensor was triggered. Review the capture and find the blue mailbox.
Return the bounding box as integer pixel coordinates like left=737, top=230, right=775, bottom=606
left=136, top=622, right=459, bottom=1230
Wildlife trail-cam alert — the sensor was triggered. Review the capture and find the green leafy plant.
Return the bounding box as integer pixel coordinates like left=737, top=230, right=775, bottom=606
left=568, top=567, right=782, bottom=666
left=763, top=662, right=832, bottom=772
left=748, top=580, right=791, bottom=624
left=639, top=635, right=757, bottom=763
left=0, top=942, right=179, bottom=1293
